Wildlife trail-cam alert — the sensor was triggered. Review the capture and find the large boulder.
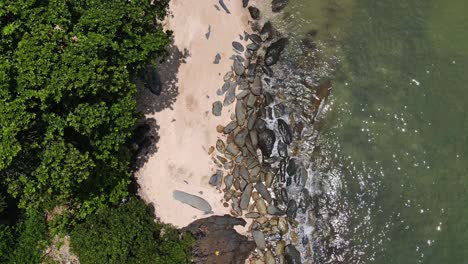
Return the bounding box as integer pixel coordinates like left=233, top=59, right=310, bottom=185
left=265, top=38, right=288, bottom=66
left=182, top=215, right=255, bottom=264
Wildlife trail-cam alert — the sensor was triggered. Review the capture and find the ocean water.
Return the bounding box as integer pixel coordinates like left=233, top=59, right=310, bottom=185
left=272, top=0, right=468, bottom=263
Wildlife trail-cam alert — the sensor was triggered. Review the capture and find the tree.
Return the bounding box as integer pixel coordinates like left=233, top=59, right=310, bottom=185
left=0, top=0, right=171, bottom=216
left=70, top=198, right=194, bottom=264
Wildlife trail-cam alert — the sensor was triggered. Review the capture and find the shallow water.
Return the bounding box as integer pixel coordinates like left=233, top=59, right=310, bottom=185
left=274, top=0, right=468, bottom=262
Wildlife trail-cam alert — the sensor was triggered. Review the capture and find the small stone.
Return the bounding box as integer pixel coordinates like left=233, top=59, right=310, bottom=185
left=240, top=183, right=253, bottom=210
left=260, top=21, right=274, bottom=41
left=208, top=146, right=215, bottom=155
left=245, top=212, right=261, bottom=218
left=254, top=182, right=272, bottom=204
left=264, top=250, right=275, bottom=264
left=212, top=101, right=223, bottom=116
left=278, top=217, right=289, bottom=234
left=285, top=244, right=302, bottom=264
left=256, top=198, right=267, bottom=215
left=286, top=199, right=298, bottom=219
left=224, top=174, right=233, bottom=190
left=249, top=34, right=262, bottom=45
left=232, top=41, right=245, bottom=52
left=251, top=76, right=263, bottom=95
left=252, top=230, right=266, bottom=250
left=235, top=100, right=247, bottom=125
left=242, top=0, right=249, bottom=8
left=234, top=60, right=245, bottom=75
left=246, top=43, right=260, bottom=51
left=216, top=139, right=225, bottom=152
left=213, top=53, right=221, bottom=64
left=236, top=90, right=250, bottom=99
left=216, top=125, right=225, bottom=133
left=276, top=240, right=286, bottom=256
left=234, top=128, right=249, bottom=147
left=223, top=121, right=238, bottom=134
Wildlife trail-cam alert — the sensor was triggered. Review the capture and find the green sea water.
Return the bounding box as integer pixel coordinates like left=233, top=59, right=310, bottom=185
left=277, top=0, right=468, bottom=263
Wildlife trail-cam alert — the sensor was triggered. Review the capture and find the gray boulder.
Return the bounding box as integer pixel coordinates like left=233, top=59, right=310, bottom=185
left=265, top=38, right=288, bottom=66
left=285, top=244, right=302, bottom=264
left=248, top=6, right=260, bottom=20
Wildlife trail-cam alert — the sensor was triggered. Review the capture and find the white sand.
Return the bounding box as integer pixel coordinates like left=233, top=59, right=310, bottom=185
left=136, top=0, right=251, bottom=229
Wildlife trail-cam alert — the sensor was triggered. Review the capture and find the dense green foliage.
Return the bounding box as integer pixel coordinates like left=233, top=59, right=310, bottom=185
left=0, top=0, right=170, bottom=217
left=71, top=198, right=194, bottom=264
left=0, top=0, right=195, bottom=263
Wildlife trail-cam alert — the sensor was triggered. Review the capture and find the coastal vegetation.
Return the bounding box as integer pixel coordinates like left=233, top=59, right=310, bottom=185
left=0, top=0, right=192, bottom=262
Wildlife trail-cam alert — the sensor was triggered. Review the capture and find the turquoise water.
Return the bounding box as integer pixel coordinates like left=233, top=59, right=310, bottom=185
left=277, top=0, right=468, bottom=262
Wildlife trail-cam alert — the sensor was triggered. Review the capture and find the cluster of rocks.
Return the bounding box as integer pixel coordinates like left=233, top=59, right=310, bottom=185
left=207, top=3, right=305, bottom=263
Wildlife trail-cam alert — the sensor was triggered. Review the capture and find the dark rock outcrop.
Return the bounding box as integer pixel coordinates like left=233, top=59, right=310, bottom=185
left=265, top=38, right=288, bottom=66
left=182, top=215, right=255, bottom=264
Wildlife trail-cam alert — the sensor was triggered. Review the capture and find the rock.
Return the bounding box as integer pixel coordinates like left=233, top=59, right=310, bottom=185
left=264, top=250, right=275, bottom=264
left=281, top=188, right=289, bottom=204
left=254, top=182, right=272, bottom=204
left=265, top=171, right=274, bottom=188
left=278, top=217, right=289, bottom=234
left=258, top=128, right=275, bottom=157
left=285, top=244, right=302, bottom=264
left=276, top=240, right=286, bottom=256
left=272, top=0, right=289, bottom=12
left=209, top=170, right=223, bottom=187
left=236, top=90, right=250, bottom=100
left=216, top=139, right=225, bottom=152
left=247, top=64, right=256, bottom=78
left=249, top=130, right=258, bottom=147
left=182, top=215, right=255, bottom=264
left=256, top=198, right=267, bottom=215
left=247, top=111, right=257, bottom=130
left=240, top=184, right=253, bottom=210
left=286, top=200, right=297, bottom=219
left=232, top=197, right=242, bottom=215
left=212, top=101, right=223, bottom=116
left=248, top=6, right=260, bottom=20
left=251, top=76, right=263, bottom=95
left=265, top=38, right=288, bottom=66
left=226, top=143, right=241, bottom=156
left=260, top=21, right=274, bottom=41
left=219, top=0, right=231, bottom=14
left=267, top=204, right=285, bottom=215
left=216, top=125, right=225, bottom=133
left=252, top=230, right=266, bottom=250
left=205, top=25, right=211, bottom=39
left=277, top=140, right=288, bottom=157
left=246, top=93, right=257, bottom=108
left=217, top=81, right=230, bottom=96
left=235, top=55, right=245, bottom=62
left=224, top=121, right=238, bottom=134
left=273, top=103, right=286, bottom=118
left=242, top=0, right=249, bottom=8
left=234, top=60, right=245, bottom=76
left=235, top=128, right=249, bottom=147
left=244, top=49, right=252, bottom=59
left=173, top=190, right=213, bottom=214
left=240, top=179, right=248, bottom=191
left=224, top=72, right=233, bottom=81
left=232, top=41, right=245, bottom=52
left=235, top=101, right=247, bottom=125
left=249, top=34, right=262, bottom=45
left=240, top=166, right=249, bottom=181
left=262, top=65, right=273, bottom=76
left=245, top=212, right=261, bottom=218
left=224, top=174, right=233, bottom=190
left=223, top=82, right=237, bottom=106
left=278, top=119, right=293, bottom=144
left=213, top=53, right=221, bottom=64
left=287, top=158, right=297, bottom=176
left=246, top=43, right=260, bottom=51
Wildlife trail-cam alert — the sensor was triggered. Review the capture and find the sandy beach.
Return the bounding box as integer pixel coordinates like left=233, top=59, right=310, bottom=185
left=136, top=0, right=251, bottom=229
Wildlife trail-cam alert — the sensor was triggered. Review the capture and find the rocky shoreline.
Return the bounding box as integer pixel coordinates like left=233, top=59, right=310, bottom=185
left=202, top=1, right=327, bottom=263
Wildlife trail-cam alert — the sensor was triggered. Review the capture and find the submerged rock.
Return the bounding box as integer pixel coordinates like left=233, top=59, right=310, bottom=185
left=260, top=21, right=274, bottom=41
left=242, top=0, right=249, bottom=8
left=265, top=38, right=288, bottom=66
left=286, top=199, right=298, bottom=219
left=173, top=190, right=213, bottom=214
left=182, top=215, right=255, bottom=264
left=272, top=0, right=289, bottom=12
left=248, top=6, right=260, bottom=20
left=285, top=244, right=302, bottom=264
left=278, top=118, right=293, bottom=144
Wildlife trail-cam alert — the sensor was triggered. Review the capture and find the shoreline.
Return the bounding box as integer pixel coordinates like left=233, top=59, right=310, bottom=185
left=135, top=0, right=252, bottom=231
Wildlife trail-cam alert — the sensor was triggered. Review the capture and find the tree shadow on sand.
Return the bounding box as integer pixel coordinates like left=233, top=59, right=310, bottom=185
left=136, top=40, right=191, bottom=115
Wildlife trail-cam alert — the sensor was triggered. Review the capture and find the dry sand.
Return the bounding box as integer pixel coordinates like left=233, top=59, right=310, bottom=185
left=136, top=0, right=251, bottom=230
